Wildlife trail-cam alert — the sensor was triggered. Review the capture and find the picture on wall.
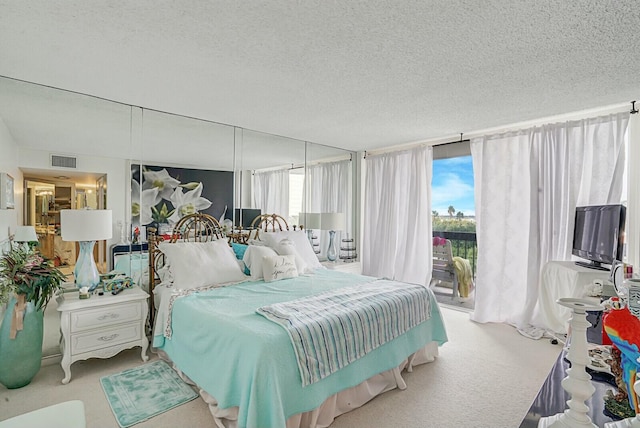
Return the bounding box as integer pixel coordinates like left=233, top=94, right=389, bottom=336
left=131, top=164, right=233, bottom=236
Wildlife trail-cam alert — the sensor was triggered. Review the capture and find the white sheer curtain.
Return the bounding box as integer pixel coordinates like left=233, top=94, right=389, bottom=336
left=471, top=112, right=628, bottom=327
left=253, top=169, right=290, bottom=218
left=362, top=146, right=432, bottom=285
left=303, top=160, right=352, bottom=258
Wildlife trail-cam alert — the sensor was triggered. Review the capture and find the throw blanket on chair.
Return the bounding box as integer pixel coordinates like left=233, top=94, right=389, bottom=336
left=452, top=257, right=473, bottom=298
left=256, top=279, right=432, bottom=386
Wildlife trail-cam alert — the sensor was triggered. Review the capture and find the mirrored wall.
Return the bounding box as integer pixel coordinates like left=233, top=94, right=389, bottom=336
left=0, top=76, right=356, bottom=357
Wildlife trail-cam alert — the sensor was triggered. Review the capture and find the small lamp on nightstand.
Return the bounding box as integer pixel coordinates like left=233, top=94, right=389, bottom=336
left=13, top=226, right=39, bottom=250
left=61, top=209, right=112, bottom=291
left=321, top=213, right=345, bottom=262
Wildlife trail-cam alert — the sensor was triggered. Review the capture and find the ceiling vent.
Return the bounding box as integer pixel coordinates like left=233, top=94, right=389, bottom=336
left=50, top=154, right=77, bottom=169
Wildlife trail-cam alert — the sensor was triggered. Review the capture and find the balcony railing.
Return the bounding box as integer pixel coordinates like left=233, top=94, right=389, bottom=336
left=433, top=231, right=477, bottom=277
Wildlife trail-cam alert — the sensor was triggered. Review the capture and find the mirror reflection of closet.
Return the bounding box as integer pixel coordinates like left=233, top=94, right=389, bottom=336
left=26, top=180, right=56, bottom=258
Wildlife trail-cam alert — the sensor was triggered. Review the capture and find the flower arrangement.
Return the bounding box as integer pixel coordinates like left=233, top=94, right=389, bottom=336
left=0, top=246, right=66, bottom=311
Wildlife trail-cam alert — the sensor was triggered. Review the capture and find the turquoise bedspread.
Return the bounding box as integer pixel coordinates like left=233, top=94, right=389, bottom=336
left=153, top=269, right=448, bottom=428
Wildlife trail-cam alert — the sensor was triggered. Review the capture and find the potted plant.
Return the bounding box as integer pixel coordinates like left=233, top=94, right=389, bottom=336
left=0, top=245, right=66, bottom=388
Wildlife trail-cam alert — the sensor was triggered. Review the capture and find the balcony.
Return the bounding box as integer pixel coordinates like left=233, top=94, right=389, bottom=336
left=432, top=230, right=477, bottom=310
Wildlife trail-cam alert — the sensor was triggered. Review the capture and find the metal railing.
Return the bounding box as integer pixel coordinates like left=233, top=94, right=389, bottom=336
left=433, top=231, right=477, bottom=277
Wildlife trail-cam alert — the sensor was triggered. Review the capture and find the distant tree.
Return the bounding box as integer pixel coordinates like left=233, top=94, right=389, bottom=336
left=432, top=210, right=439, bottom=217
left=448, top=205, right=455, bottom=217
left=456, top=211, right=464, bottom=219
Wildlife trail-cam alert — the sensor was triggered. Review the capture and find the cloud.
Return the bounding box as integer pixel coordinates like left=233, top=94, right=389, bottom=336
left=432, top=172, right=475, bottom=215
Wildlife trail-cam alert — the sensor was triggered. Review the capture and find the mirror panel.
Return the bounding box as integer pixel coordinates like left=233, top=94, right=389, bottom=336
left=0, top=76, right=360, bottom=359
left=234, top=129, right=306, bottom=227
left=0, top=77, right=134, bottom=358
left=0, top=78, right=133, bottom=158
left=304, top=143, right=356, bottom=260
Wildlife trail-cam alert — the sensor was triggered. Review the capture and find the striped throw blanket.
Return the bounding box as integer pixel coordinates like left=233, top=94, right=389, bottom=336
left=256, top=279, right=432, bottom=386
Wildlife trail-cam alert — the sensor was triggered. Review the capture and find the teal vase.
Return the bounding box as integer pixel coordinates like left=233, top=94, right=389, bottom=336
left=0, top=296, right=43, bottom=389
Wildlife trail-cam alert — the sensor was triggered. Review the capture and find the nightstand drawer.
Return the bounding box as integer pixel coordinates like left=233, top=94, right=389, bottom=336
left=71, top=324, right=143, bottom=355
left=70, top=302, right=142, bottom=332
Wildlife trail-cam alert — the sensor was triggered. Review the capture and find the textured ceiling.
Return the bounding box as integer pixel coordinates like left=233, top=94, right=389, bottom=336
left=1, top=1, right=639, bottom=151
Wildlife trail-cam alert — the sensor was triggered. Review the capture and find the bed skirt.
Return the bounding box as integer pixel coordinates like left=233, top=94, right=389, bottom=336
left=159, top=341, right=439, bottom=428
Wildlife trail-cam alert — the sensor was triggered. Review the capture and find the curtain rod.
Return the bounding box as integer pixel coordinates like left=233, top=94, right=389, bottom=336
left=365, top=136, right=470, bottom=158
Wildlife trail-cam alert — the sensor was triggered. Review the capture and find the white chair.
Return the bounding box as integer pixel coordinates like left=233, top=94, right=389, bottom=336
left=0, top=400, right=85, bottom=428
left=431, top=239, right=460, bottom=299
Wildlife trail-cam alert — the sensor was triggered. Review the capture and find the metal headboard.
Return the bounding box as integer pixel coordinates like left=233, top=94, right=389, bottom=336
left=147, top=213, right=224, bottom=324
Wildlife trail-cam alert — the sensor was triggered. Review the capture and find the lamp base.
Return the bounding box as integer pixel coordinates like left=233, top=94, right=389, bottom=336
left=74, top=241, right=100, bottom=291
left=327, top=230, right=337, bottom=262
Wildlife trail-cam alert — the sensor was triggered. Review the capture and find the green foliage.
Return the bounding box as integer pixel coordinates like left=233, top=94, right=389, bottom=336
left=0, top=246, right=66, bottom=311
left=433, top=217, right=476, bottom=232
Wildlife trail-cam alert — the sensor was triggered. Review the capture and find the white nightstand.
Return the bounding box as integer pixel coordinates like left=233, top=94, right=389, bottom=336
left=56, top=286, right=149, bottom=384
left=322, top=260, right=362, bottom=275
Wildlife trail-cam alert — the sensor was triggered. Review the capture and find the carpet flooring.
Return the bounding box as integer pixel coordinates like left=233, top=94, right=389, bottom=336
left=0, top=307, right=560, bottom=428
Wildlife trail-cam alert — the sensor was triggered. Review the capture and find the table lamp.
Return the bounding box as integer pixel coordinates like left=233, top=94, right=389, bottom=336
left=61, top=209, right=112, bottom=291
left=321, top=213, right=345, bottom=262
left=13, top=226, right=39, bottom=250
left=299, top=212, right=321, bottom=244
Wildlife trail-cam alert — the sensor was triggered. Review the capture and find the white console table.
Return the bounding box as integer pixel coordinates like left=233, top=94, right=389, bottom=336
left=532, top=261, right=610, bottom=334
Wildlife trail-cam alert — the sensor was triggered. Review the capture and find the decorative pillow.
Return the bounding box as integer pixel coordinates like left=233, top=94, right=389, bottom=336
left=231, top=243, right=248, bottom=259
left=157, top=265, right=174, bottom=286
left=242, top=245, right=279, bottom=280
left=271, top=238, right=308, bottom=274
left=261, top=231, right=322, bottom=271
left=158, top=240, right=247, bottom=289
left=231, top=243, right=251, bottom=275
left=262, top=255, right=298, bottom=282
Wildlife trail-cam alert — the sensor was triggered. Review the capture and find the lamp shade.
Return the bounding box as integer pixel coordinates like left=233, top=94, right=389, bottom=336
left=320, top=213, right=345, bottom=231
left=13, top=226, right=38, bottom=242
left=61, top=209, right=113, bottom=242
left=299, top=212, right=322, bottom=229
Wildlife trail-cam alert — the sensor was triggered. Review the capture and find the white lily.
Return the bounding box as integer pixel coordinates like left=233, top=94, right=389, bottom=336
left=143, top=168, right=181, bottom=201
left=167, top=182, right=212, bottom=224
left=131, top=179, right=160, bottom=226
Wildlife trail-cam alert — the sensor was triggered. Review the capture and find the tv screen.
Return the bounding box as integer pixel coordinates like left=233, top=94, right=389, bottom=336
left=572, top=204, right=626, bottom=270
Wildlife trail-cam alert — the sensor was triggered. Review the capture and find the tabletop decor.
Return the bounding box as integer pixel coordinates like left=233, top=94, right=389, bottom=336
left=61, top=209, right=112, bottom=291
left=320, top=212, right=345, bottom=262
left=0, top=244, right=65, bottom=388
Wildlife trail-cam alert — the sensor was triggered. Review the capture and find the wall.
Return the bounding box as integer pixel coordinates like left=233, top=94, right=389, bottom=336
left=0, top=117, right=22, bottom=247
left=18, top=147, right=128, bottom=253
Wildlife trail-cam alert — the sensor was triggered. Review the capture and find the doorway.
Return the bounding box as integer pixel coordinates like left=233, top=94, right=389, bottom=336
left=23, top=170, right=108, bottom=275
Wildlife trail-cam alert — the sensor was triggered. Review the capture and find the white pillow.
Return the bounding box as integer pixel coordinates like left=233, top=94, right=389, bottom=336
left=157, top=265, right=174, bottom=286
left=158, top=240, right=247, bottom=289
left=261, top=230, right=322, bottom=271
left=243, top=245, right=278, bottom=280
left=262, top=255, right=298, bottom=282
left=271, top=238, right=308, bottom=274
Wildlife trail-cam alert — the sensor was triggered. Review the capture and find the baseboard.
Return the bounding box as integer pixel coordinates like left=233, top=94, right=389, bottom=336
left=42, top=353, right=62, bottom=367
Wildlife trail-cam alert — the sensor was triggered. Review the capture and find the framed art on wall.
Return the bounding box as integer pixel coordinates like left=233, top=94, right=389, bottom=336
left=0, top=173, right=15, bottom=209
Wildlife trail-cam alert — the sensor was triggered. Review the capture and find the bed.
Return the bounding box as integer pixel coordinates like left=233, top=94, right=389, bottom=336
left=148, top=213, right=448, bottom=428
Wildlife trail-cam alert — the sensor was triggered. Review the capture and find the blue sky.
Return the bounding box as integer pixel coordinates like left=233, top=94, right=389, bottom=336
left=432, top=155, right=475, bottom=216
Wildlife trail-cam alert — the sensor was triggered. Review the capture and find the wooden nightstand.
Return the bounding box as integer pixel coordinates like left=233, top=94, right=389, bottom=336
left=321, top=260, right=362, bottom=275
left=56, top=286, right=149, bottom=384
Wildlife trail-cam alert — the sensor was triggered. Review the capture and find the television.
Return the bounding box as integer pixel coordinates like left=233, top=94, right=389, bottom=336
left=571, top=204, right=626, bottom=271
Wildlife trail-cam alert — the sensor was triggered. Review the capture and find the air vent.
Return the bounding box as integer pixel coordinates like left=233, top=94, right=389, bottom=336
left=50, top=154, right=77, bottom=169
